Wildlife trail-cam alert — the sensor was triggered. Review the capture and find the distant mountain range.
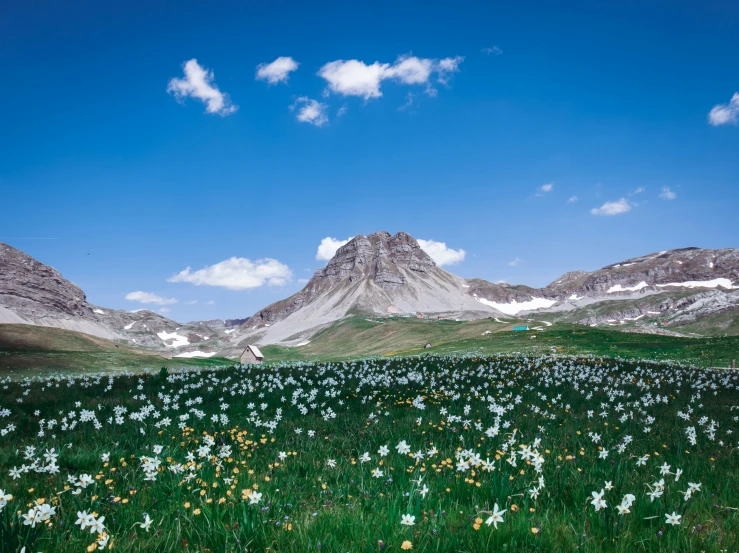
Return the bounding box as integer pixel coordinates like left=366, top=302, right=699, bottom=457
left=1, top=234, right=738, bottom=359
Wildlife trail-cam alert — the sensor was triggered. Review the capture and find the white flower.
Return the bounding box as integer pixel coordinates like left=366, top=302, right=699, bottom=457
left=89, top=515, right=106, bottom=534
left=591, top=489, right=607, bottom=511
left=75, top=510, right=94, bottom=530
left=485, top=503, right=506, bottom=528
left=396, top=441, right=411, bottom=454
left=400, top=514, right=415, bottom=526
left=665, top=512, right=681, bottom=525
left=139, top=513, right=153, bottom=531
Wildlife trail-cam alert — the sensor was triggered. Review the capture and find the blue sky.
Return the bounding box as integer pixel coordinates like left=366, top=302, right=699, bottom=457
left=2, top=0, right=738, bottom=322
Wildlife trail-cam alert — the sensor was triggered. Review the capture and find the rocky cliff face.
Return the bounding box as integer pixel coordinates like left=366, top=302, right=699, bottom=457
left=0, top=242, right=230, bottom=353
left=545, top=247, right=739, bottom=297
left=322, top=231, right=435, bottom=284
left=245, top=231, right=447, bottom=328
left=0, top=243, right=94, bottom=320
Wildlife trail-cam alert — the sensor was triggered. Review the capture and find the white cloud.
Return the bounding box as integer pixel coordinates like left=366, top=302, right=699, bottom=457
left=207, top=300, right=215, bottom=305
left=337, top=104, right=348, bottom=117
left=159, top=307, right=171, bottom=314
left=540, top=183, right=553, bottom=193
left=398, top=92, right=415, bottom=111
left=385, top=55, right=435, bottom=85
left=417, top=239, right=466, bottom=266
left=317, top=54, right=463, bottom=100
left=633, top=187, right=645, bottom=194
left=436, top=56, right=464, bottom=85
left=482, top=46, right=503, bottom=55
left=125, top=291, right=178, bottom=305
left=168, top=258, right=292, bottom=290
left=316, top=237, right=353, bottom=261
left=318, top=59, right=389, bottom=99
left=590, top=198, right=632, bottom=216
left=567, top=196, right=578, bottom=203
left=708, top=92, right=739, bottom=126
left=256, top=56, right=299, bottom=84
left=659, top=186, right=677, bottom=200
left=508, top=257, right=522, bottom=267
left=291, top=97, right=328, bottom=126
left=167, top=59, right=236, bottom=116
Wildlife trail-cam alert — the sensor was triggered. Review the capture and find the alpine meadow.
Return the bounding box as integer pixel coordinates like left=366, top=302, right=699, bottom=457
left=2, top=1, right=739, bottom=552
left=0, top=355, right=738, bottom=553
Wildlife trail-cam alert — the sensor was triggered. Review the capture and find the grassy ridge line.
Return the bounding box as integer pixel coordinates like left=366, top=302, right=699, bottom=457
left=260, top=317, right=739, bottom=367
left=0, top=324, right=231, bottom=377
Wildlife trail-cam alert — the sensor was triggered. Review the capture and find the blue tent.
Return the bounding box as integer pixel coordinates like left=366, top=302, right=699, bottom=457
left=512, top=325, right=528, bottom=331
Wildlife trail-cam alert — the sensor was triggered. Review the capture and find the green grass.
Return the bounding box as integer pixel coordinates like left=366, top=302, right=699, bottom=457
left=0, top=324, right=231, bottom=378
left=260, top=317, right=739, bottom=368
left=0, top=355, right=737, bottom=553
left=674, top=306, right=739, bottom=336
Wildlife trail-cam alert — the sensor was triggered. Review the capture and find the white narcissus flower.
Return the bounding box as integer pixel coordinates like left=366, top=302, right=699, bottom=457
left=139, top=513, right=153, bottom=531
left=485, top=503, right=506, bottom=528
left=665, top=512, right=682, bottom=526
left=591, top=489, right=607, bottom=511
left=400, top=514, right=415, bottom=526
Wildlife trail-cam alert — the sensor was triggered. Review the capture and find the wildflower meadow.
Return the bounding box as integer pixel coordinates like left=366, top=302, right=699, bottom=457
left=0, top=355, right=737, bottom=552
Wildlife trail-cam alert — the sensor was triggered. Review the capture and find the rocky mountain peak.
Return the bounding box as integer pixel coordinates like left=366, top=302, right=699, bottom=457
left=317, top=231, right=436, bottom=289
left=0, top=242, right=93, bottom=320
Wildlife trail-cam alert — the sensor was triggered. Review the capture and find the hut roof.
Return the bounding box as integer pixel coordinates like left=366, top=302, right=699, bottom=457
left=247, top=344, right=264, bottom=359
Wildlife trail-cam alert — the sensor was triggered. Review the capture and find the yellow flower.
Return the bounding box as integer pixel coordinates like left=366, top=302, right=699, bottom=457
left=193, top=508, right=201, bottom=515
left=401, top=541, right=413, bottom=550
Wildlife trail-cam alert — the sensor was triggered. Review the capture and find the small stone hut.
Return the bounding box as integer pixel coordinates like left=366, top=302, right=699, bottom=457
left=239, top=344, right=264, bottom=365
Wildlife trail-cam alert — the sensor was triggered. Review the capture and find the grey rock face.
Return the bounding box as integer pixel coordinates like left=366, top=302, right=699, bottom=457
left=0, top=241, right=231, bottom=353
left=545, top=247, right=739, bottom=297
left=244, top=238, right=739, bottom=342
left=0, top=243, right=94, bottom=320
left=245, top=231, right=439, bottom=327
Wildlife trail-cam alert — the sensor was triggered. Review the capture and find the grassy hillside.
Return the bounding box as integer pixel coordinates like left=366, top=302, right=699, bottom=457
left=0, top=324, right=231, bottom=377
left=673, top=306, right=739, bottom=336
left=261, top=316, right=739, bottom=367
left=3, top=317, right=739, bottom=377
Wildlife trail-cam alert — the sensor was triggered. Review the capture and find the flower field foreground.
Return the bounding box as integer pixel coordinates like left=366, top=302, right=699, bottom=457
left=0, top=355, right=738, bottom=553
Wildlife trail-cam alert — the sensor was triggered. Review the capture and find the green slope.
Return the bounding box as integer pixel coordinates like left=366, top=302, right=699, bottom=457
left=260, top=316, right=739, bottom=367
left=0, top=324, right=231, bottom=377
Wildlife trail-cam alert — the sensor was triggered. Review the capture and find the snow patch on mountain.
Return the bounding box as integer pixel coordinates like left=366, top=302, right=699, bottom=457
left=174, top=351, right=217, bottom=358
left=156, top=331, right=190, bottom=348
left=474, top=296, right=557, bottom=315
left=607, top=282, right=649, bottom=293
left=656, top=278, right=736, bottom=290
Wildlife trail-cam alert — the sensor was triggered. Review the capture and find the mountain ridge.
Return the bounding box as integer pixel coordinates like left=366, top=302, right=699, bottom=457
left=2, top=236, right=738, bottom=356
